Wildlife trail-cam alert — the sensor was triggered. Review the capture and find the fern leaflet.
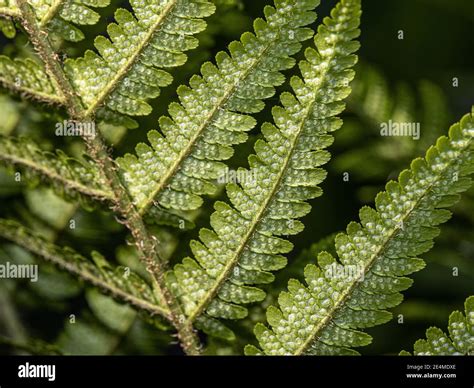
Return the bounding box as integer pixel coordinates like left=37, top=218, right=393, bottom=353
left=246, top=108, right=474, bottom=355
left=400, top=296, right=474, bottom=356
left=0, top=135, right=113, bottom=204
left=0, top=56, right=63, bottom=104
left=65, top=0, right=216, bottom=124
left=0, top=0, right=19, bottom=17
left=168, top=0, right=361, bottom=339
left=118, top=0, right=319, bottom=219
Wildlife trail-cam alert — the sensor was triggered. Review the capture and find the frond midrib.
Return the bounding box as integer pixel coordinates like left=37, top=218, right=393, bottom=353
left=136, top=30, right=281, bottom=214
left=294, top=136, right=473, bottom=355
left=84, top=0, right=178, bottom=117
left=187, top=102, right=312, bottom=324
left=40, top=0, right=65, bottom=26
left=186, top=43, right=339, bottom=324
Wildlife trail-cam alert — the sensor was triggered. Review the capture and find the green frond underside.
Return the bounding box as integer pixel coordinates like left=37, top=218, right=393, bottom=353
left=401, top=296, right=474, bottom=356
left=247, top=108, right=474, bottom=355
left=168, top=0, right=361, bottom=339
left=0, top=0, right=19, bottom=18
left=34, top=0, right=65, bottom=25
left=0, top=219, right=170, bottom=319
left=0, top=135, right=113, bottom=203
left=118, top=0, right=320, bottom=222
left=65, top=0, right=216, bottom=124
left=0, top=56, right=63, bottom=104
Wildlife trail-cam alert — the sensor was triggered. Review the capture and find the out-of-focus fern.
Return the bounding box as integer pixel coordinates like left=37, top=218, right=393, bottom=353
left=56, top=289, right=138, bottom=355
left=337, top=64, right=450, bottom=188
left=168, top=0, right=361, bottom=340
left=117, top=0, right=319, bottom=221
left=401, top=296, right=474, bottom=355
left=0, top=95, right=20, bottom=135
left=247, top=109, right=474, bottom=355
left=0, top=219, right=170, bottom=319
left=0, top=56, right=63, bottom=104
left=0, top=335, right=63, bottom=355
left=0, top=135, right=112, bottom=204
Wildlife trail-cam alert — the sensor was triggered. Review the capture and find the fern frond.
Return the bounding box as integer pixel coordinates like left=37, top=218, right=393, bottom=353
left=348, top=62, right=400, bottom=126
left=118, top=0, right=320, bottom=217
left=0, top=219, right=170, bottom=319
left=0, top=0, right=19, bottom=18
left=400, top=296, right=474, bottom=356
left=0, top=135, right=113, bottom=203
left=0, top=0, right=110, bottom=41
left=64, top=0, right=216, bottom=123
left=168, top=0, right=361, bottom=338
left=247, top=108, right=474, bottom=355
left=0, top=56, right=64, bottom=104
left=146, top=206, right=195, bottom=230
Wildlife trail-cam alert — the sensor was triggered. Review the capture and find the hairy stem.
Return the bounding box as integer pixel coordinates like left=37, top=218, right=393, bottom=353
left=16, top=0, right=83, bottom=117
left=85, top=134, right=202, bottom=354
left=15, top=0, right=201, bottom=355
